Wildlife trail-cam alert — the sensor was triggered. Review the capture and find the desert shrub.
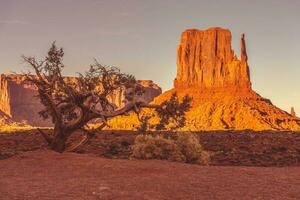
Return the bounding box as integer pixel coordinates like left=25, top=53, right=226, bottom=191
left=175, top=133, right=210, bottom=165
left=131, top=132, right=209, bottom=165
left=130, top=134, right=184, bottom=162
left=97, top=136, right=134, bottom=159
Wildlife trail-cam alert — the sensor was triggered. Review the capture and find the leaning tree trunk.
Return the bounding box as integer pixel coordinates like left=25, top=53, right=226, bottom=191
left=50, top=126, right=69, bottom=153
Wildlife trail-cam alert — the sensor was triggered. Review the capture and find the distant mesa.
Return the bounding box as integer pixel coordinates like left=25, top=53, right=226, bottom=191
left=0, top=74, right=161, bottom=126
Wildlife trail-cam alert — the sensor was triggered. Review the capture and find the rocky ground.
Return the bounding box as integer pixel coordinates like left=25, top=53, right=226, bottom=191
left=1, top=130, right=300, bottom=199
left=1, top=130, right=300, bottom=167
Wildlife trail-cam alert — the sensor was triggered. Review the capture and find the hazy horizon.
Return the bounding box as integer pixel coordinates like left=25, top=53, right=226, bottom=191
left=0, top=0, right=299, bottom=114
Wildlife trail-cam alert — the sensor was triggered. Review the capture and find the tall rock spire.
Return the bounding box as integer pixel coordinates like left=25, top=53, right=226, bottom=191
left=240, top=33, right=248, bottom=64
left=291, top=107, right=296, bottom=117
left=174, top=27, right=251, bottom=92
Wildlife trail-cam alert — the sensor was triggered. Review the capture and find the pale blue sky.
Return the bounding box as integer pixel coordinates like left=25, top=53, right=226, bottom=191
left=0, top=0, right=299, bottom=114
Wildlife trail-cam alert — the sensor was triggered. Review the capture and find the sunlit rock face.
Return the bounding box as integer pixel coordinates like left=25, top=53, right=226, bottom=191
left=175, top=28, right=251, bottom=91
left=0, top=74, right=47, bottom=126
left=0, top=110, right=13, bottom=126
left=153, top=27, right=300, bottom=131
left=0, top=74, right=161, bottom=127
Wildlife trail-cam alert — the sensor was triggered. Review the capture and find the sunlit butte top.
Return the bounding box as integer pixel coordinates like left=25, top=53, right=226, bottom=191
left=175, top=28, right=250, bottom=91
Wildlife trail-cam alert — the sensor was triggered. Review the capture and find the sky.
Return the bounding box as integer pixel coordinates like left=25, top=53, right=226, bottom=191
left=0, top=0, right=299, bottom=113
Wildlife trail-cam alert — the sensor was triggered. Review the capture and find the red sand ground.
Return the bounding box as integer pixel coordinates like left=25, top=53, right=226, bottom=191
left=0, top=150, right=300, bottom=200
left=1, top=130, right=300, bottom=199
left=1, top=150, right=300, bottom=200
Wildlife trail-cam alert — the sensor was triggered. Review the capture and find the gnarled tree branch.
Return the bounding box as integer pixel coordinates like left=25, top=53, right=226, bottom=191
left=22, top=42, right=191, bottom=152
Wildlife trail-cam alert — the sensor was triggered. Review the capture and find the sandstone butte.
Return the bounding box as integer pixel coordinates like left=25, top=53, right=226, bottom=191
left=109, top=27, right=300, bottom=131
left=0, top=74, right=161, bottom=127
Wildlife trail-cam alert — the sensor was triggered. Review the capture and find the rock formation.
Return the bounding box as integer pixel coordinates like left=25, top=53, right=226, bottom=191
left=174, top=28, right=250, bottom=92
left=0, top=74, right=161, bottom=126
left=0, top=74, right=46, bottom=126
left=0, top=110, right=13, bottom=126
left=106, top=28, right=300, bottom=131
left=152, top=27, right=300, bottom=131
left=291, top=107, right=296, bottom=117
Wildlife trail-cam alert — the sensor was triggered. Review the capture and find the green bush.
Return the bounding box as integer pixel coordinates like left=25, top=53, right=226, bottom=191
left=131, top=132, right=209, bottom=165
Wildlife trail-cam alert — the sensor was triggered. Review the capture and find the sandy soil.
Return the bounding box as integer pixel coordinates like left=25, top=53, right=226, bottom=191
left=1, top=150, right=300, bottom=200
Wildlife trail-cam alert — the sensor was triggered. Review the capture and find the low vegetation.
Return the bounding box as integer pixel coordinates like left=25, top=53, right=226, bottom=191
left=131, top=132, right=210, bottom=165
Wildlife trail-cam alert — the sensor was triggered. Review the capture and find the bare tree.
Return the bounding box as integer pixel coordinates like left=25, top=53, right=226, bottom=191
left=22, top=42, right=191, bottom=152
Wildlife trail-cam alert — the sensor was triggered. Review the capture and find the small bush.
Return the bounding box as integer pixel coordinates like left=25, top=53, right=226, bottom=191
left=131, top=132, right=209, bottom=165
left=99, top=136, right=133, bottom=159
left=130, top=134, right=184, bottom=162
left=175, top=133, right=210, bottom=164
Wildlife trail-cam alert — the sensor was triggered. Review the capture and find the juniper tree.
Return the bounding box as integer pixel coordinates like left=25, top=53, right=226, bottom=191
left=22, top=42, right=191, bottom=152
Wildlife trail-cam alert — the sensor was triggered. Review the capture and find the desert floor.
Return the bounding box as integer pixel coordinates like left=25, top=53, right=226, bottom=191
left=1, top=130, right=300, bottom=199
left=1, top=150, right=300, bottom=200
